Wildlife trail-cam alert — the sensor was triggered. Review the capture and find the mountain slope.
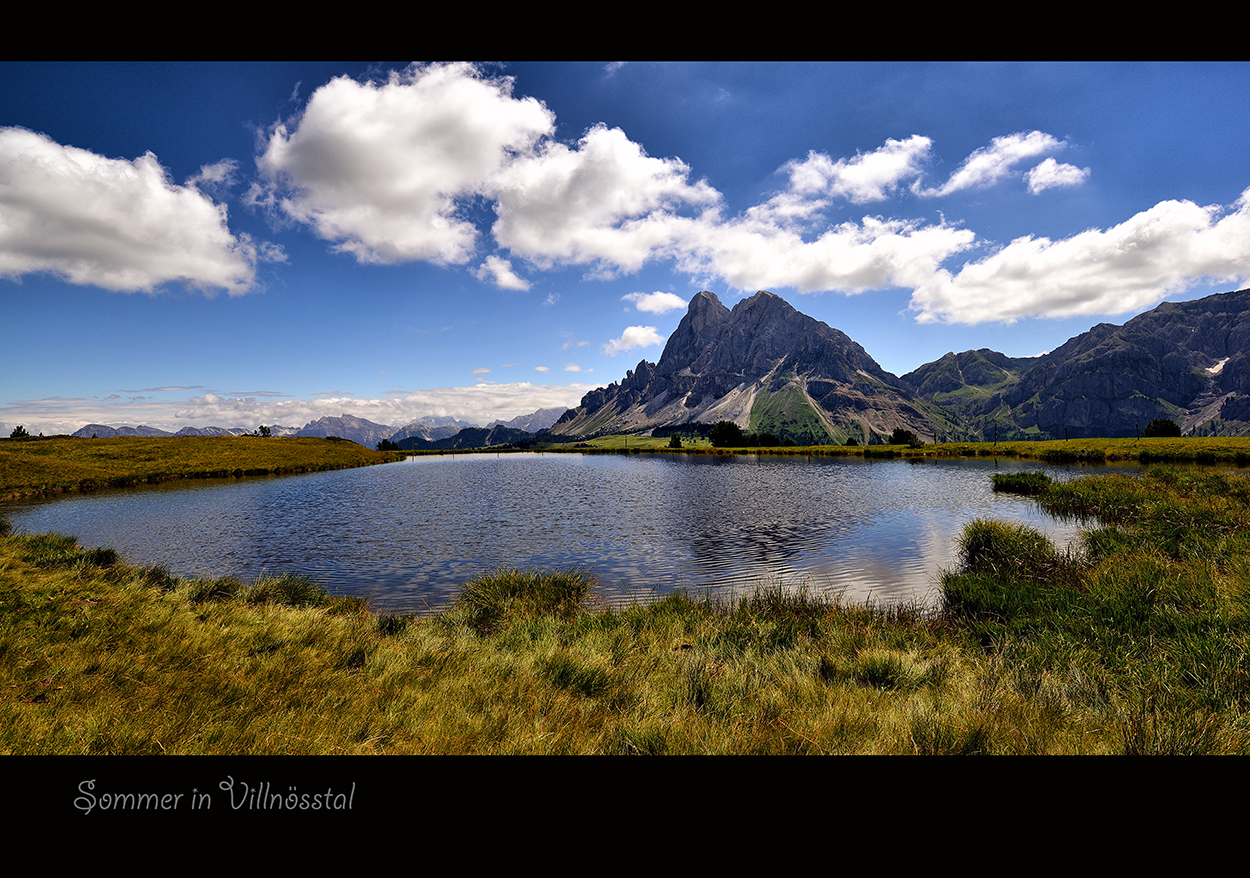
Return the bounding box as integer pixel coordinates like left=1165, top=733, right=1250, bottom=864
left=907, top=288, right=1250, bottom=439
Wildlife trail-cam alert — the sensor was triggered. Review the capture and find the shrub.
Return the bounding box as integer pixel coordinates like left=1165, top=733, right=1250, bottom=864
left=1143, top=418, right=1182, bottom=438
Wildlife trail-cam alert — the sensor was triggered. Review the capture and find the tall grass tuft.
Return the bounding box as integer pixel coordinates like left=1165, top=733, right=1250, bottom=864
left=991, top=472, right=1052, bottom=496
left=450, top=567, right=596, bottom=634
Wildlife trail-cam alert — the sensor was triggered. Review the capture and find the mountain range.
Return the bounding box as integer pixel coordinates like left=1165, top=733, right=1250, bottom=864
left=69, top=410, right=565, bottom=448
left=550, top=287, right=1250, bottom=444
left=60, top=287, right=1250, bottom=446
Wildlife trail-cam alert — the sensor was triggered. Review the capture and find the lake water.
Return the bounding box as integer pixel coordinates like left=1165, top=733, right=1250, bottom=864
left=1, top=452, right=1095, bottom=613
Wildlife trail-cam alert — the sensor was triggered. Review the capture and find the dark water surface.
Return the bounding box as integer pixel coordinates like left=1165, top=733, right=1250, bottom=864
left=2, top=452, right=1092, bottom=612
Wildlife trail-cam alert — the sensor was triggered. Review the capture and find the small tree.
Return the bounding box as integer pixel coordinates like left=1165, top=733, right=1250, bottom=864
left=668, top=434, right=683, bottom=449
left=9, top=425, right=29, bottom=440
left=890, top=427, right=923, bottom=448
left=258, top=425, right=272, bottom=438
left=1142, top=418, right=1182, bottom=438
left=709, top=421, right=744, bottom=447
left=377, top=438, right=400, bottom=451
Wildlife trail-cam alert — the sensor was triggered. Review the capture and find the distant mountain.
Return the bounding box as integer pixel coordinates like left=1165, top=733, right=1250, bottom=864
left=173, top=426, right=252, bottom=437
left=388, top=417, right=477, bottom=445
left=901, top=350, right=1039, bottom=440
left=549, top=290, right=951, bottom=444
left=907, top=288, right=1250, bottom=439
left=397, top=425, right=534, bottom=451
left=72, top=424, right=176, bottom=438
left=296, top=415, right=397, bottom=447
left=487, top=407, right=567, bottom=433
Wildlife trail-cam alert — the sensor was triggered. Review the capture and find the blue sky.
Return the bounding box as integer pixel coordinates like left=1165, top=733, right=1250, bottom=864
left=4, top=62, right=1250, bottom=435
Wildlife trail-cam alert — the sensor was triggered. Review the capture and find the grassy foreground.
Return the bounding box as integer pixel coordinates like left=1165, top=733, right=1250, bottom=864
left=0, top=436, right=403, bottom=500
left=6, top=463, right=1250, bottom=754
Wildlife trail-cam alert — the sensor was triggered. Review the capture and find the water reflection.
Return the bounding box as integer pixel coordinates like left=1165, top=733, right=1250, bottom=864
left=2, top=452, right=1090, bottom=613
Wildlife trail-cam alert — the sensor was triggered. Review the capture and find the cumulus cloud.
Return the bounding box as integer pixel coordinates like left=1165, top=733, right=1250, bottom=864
left=0, top=127, right=267, bottom=294
left=474, top=255, right=530, bottom=290
left=785, top=136, right=932, bottom=204
left=491, top=124, right=719, bottom=274
left=254, top=62, right=555, bottom=265
left=919, top=131, right=1065, bottom=197
left=909, top=189, right=1250, bottom=324
left=675, top=212, right=977, bottom=295
left=622, top=291, right=687, bottom=313
left=1026, top=157, right=1091, bottom=194
left=603, top=325, right=664, bottom=355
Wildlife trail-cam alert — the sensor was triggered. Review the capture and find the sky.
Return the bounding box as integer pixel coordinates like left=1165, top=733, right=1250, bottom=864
left=4, top=61, right=1250, bottom=436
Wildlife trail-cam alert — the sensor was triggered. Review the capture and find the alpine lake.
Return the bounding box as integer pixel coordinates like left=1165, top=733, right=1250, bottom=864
left=1, top=451, right=1102, bottom=614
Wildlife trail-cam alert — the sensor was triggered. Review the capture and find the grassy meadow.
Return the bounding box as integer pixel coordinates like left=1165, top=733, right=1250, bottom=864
left=6, top=456, right=1250, bottom=753
left=549, top=434, right=1250, bottom=466
left=0, top=435, right=403, bottom=500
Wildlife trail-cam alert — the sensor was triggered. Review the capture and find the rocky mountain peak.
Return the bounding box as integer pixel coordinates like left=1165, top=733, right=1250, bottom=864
left=657, top=290, right=731, bottom=375
left=551, top=288, right=938, bottom=444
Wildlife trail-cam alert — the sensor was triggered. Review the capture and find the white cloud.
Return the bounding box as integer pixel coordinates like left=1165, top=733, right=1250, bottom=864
left=474, top=255, right=530, bottom=290
left=0, top=127, right=267, bottom=294
left=1026, top=157, right=1091, bottom=194
left=785, top=136, right=932, bottom=204
left=675, top=211, right=977, bottom=295
left=490, top=124, right=719, bottom=274
left=563, top=363, right=581, bottom=372
left=919, top=131, right=1065, bottom=197
left=909, top=189, right=1250, bottom=324
left=254, top=62, right=555, bottom=265
left=622, top=291, right=687, bottom=313
left=187, top=158, right=240, bottom=194
left=535, top=366, right=550, bottom=372
left=603, top=325, right=664, bottom=355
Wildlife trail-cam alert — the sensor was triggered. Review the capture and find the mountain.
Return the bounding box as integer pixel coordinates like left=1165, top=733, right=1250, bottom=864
left=397, top=425, right=535, bottom=451
left=296, top=415, right=396, bottom=447
left=549, top=290, right=952, bottom=444
left=907, top=288, right=1250, bottom=439
left=487, top=407, right=567, bottom=433
left=900, top=350, right=1039, bottom=439
left=388, top=418, right=475, bottom=445
left=72, top=424, right=176, bottom=438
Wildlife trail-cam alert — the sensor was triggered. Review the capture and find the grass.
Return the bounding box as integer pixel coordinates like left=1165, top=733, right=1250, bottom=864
left=7, top=462, right=1250, bottom=753
left=518, top=435, right=1250, bottom=468
left=990, top=472, right=1053, bottom=495
left=0, top=435, right=403, bottom=500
